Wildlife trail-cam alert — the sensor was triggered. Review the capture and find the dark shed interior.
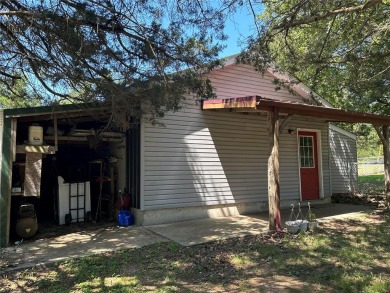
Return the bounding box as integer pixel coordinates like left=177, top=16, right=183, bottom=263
left=9, top=108, right=131, bottom=241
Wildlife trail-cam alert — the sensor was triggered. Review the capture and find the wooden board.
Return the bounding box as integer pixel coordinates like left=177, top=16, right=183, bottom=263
left=44, top=136, right=123, bottom=143
left=203, top=96, right=257, bottom=110
left=24, top=152, right=42, bottom=197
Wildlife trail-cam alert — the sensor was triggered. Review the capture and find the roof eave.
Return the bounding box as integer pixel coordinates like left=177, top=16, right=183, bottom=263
left=203, top=96, right=390, bottom=126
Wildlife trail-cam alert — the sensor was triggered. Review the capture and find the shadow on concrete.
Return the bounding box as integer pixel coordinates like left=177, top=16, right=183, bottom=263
left=1, top=203, right=374, bottom=272
left=146, top=203, right=375, bottom=246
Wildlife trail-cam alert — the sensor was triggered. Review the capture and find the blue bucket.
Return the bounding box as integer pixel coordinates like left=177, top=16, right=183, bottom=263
left=118, top=210, right=134, bottom=227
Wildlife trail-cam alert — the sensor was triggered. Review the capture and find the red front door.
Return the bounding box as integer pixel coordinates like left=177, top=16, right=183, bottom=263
left=299, top=131, right=320, bottom=200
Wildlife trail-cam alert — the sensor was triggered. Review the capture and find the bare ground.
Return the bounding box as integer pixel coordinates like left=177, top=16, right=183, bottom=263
left=1, top=208, right=389, bottom=293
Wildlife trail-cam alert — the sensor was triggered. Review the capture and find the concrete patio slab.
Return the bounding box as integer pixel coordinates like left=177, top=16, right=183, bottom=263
left=251, top=203, right=374, bottom=223
left=0, top=203, right=375, bottom=272
left=1, top=226, right=167, bottom=272
left=146, top=215, right=270, bottom=246
left=146, top=203, right=375, bottom=246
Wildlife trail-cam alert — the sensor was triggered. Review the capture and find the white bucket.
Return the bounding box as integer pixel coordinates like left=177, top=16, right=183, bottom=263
left=28, top=125, right=43, bottom=145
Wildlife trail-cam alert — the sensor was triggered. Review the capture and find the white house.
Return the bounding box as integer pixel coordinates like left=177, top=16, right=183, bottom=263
left=132, top=61, right=358, bottom=225
left=3, top=57, right=388, bottom=246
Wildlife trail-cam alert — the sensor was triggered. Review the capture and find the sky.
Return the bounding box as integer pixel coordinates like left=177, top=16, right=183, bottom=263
left=219, top=4, right=262, bottom=58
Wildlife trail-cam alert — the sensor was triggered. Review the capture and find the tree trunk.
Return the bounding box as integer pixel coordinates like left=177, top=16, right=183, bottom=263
left=268, top=108, right=282, bottom=231
left=383, top=126, right=390, bottom=208
left=374, top=125, right=390, bottom=208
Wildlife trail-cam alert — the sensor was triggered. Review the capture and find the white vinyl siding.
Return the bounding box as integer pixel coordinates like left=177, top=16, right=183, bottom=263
left=208, top=64, right=307, bottom=103
left=329, top=126, right=358, bottom=193
left=143, top=105, right=268, bottom=210
left=142, top=101, right=331, bottom=210
left=141, top=64, right=331, bottom=210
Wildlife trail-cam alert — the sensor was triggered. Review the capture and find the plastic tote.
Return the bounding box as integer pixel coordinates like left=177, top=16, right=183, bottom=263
left=118, top=210, right=134, bottom=227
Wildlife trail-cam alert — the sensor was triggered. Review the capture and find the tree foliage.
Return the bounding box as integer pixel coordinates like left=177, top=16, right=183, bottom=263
left=240, top=0, right=390, bottom=203
left=0, top=77, right=41, bottom=108
left=0, top=0, right=235, bottom=126
left=357, top=127, right=383, bottom=158
left=240, top=0, right=389, bottom=116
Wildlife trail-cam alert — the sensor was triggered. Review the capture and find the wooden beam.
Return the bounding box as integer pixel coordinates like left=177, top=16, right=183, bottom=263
left=279, top=114, right=294, bottom=133
left=16, top=145, right=56, bottom=154
left=44, top=136, right=123, bottom=143
left=203, top=96, right=257, bottom=110
left=6, top=118, right=17, bottom=245
left=53, top=114, right=58, bottom=152
left=11, top=119, right=17, bottom=163
left=268, top=108, right=282, bottom=231
left=203, top=96, right=390, bottom=125
left=257, top=99, right=390, bottom=125
left=0, top=118, right=12, bottom=246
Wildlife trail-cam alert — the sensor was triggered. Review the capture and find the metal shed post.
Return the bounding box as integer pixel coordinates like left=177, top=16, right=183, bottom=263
left=0, top=116, right=12, bottom=247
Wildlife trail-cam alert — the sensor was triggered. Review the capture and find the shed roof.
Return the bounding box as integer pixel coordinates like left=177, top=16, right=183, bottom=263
left=3, top=102, right=108, bottom=122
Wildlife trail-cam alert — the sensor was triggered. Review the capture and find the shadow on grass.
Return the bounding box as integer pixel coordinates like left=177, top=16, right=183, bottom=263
left=261, top=214, right=390, bottom=292
left=13, top=212, right=390, bottom=293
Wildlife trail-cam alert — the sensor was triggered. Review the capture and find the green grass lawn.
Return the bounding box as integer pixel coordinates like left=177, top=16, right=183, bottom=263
left=358, top=174, right=385, bottom=194
left=1, top=212, right=390, bottom=292
left=359, top=174, right=385, bottom=184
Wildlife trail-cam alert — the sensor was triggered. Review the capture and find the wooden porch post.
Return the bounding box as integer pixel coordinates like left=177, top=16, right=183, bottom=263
left=268, top=107, right=282, bottom=231
left=53, top=114, right=58, bottom=152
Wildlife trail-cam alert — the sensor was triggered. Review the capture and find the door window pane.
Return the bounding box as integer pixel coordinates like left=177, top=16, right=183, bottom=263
left=299, top=136, right=315, bottom=168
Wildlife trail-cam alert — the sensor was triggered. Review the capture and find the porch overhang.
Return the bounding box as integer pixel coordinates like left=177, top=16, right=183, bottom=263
left=203, top=96, right=390, bottom=125
left=203, top=95, right=390, bottom=231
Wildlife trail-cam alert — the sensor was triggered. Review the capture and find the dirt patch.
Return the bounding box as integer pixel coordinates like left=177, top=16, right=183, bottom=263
left=29, top=220, right=113, bottom=241
left=332, top=193, right=387, bottom=208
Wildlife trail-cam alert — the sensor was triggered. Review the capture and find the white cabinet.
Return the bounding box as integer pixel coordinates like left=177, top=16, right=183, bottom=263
left=58, top=179, right=91, bottom=225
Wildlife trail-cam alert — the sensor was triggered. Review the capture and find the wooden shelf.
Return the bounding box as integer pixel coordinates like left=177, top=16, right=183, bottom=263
left=44, top=136, right=123, bottom=143
left=11, top=191, right=24, bottom=196
left=16, top=145, right=56, bottom=154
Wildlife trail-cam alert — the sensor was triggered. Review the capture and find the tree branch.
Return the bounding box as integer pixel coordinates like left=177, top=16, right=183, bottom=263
left=247, top=0, right=261, bottom=35
left=0, top=22, right=71, bottom=98
left=373, top=125, right=388, bottom=147
left=317, top=15, right=336, bottom=61
left=0, top=9, right=151, bottom=47
left=0, top=70, right=21, bottom=79
left=274, top=0, right=383, bottom=30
